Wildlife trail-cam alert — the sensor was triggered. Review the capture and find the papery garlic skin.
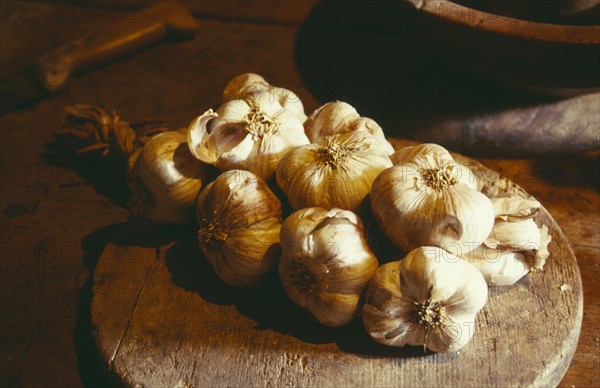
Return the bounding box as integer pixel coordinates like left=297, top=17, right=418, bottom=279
left=371, top=152, right=493, bottom=255
left=363, top=246, right=488, bottom=352
left=305, top=101, right=394, bottom=155
left=222, top=73, right=307, bottom=121
left=279, top=207, right=379, bottom=327
left=196, top=170, right=282, bottom=287
left=127, top=131, right=208, bottom=225
left=276, top=129, right=392, bottom=211
left=188, top=85, right=309, bottom=181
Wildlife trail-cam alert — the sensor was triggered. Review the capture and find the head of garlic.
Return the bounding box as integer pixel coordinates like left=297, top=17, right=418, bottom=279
left=222, top=73, right=307, bottom=121
left=127, top=131, right=209, bottom=225
left=371, top=146, right=493, bottom=255
left=304, top=101, right=394, bottom=155
left=196, top=169, right=282, bottom=287
left=363, top=246, right=488, bottom=352
left=278, top=207, right=379, bottom=327
left=276, top=129, right=392, bottom=211
left=188, top=77, right=309, bottom=182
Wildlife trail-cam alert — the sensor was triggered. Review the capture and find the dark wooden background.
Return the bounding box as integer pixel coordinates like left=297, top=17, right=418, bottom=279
left=0, top=1, right=598, bottom=386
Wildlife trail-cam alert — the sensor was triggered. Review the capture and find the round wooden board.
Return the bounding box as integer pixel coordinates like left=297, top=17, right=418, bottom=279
left=91, top=139, right=583, bottom=387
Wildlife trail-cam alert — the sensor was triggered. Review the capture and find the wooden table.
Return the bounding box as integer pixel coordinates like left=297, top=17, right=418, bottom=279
left=1, top=2, right=598, bottom=386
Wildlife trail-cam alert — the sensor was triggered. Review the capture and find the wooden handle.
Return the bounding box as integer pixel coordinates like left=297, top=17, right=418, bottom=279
left=32, top=0, right=199, bottom=92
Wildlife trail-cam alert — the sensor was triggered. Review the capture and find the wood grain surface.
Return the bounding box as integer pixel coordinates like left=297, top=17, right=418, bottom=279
left=91, top=139, right=583, bottom=387
left=1, top=2, right=598, bottom=387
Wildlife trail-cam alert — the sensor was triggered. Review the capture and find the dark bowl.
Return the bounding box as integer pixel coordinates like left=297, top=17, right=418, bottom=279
left=402, top=0, right=600, bottom=96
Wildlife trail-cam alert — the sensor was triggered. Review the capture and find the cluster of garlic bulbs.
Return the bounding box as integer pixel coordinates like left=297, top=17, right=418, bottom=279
left=121, top=73, right=552, bottom=354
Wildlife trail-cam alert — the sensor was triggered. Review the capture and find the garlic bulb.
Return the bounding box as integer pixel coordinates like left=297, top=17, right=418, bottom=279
left=127, top=131, right=209, bottom=225
left=276, top=129, right=392, bottom=211
left=222, top=73, right=307, bottom=121
left=188, top=84, right=309, bottom=181
left=305, top=101, right=394, bottom=155
left=196, top=170, right=282, bottom=287
left=362, top=246, right=488, bottom=352
left=371, top=149, right=493, bottom=255
left=279, top=207, right=379, bottom=327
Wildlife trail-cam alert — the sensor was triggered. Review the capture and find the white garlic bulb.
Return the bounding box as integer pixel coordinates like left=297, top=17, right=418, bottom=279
left=305, top=101, right=394, bottom=155
left=363, top=246, right=488, bottom=352
left=276, top=129, right=392, bottom=211
left=222, top=73, right=307, bottom=121
left=188, top=82, right=309, bottom=181
left=371, top=148, right=493, bottom=255
left=279, top=207, right=379, bottom=327
left=196, top=169, right=282, bottom=287
left=127, top=131, right=209, bottom=225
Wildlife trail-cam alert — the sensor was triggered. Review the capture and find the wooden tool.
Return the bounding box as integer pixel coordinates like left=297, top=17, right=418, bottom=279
left=0, top=0, right=199, bottom=114
left=91, top=139, right=582, bottom=387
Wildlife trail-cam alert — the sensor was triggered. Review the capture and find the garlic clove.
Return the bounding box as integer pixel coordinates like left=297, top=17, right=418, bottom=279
left=459, top=218, right=552, bottom=286
left=462, top=246, right=530, bottom=286
left=491, top=196, right=541, bottom=221
left=187, top=109, right=219, bottom=164
left=484, top=219, right=542, bottom=251
left=305, top=101, right=394, bottom=155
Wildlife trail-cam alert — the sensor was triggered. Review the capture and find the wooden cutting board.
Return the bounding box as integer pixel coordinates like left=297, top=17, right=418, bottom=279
left=91, top=139, right=583, bottom=387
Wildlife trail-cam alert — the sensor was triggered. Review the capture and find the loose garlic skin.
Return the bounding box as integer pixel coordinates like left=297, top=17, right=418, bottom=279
left=196, top=170, right=282, bottom=287
left=127, top=131, right=208, bottom=225
left=188, top=85, right=309, bottom=181
left=305, top=101, right=394, bottom=155
left=279, top=207, right=379, bottom=327
left=363, top=246, right=488, bottom=353
left=371, top=151, right=493, bottom=255
left=276, top=129, right=392, bottom=211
